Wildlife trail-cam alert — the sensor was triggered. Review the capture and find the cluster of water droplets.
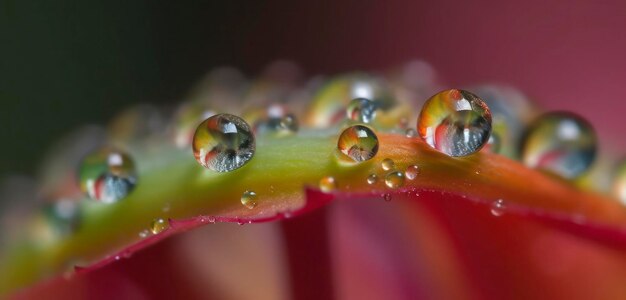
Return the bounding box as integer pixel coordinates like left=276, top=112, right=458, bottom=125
left=10, top=58, right=626, bottom=258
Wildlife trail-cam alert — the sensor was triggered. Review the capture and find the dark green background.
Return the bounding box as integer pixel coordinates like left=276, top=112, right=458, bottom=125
left=0, top=1, right=269, bottom=177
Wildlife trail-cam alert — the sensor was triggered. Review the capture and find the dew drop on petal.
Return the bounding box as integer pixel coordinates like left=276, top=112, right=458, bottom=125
left=366, top=174, right=378, bottom=185
left=417, top=89, right=492, bottom=157
left=150, top=218, right=169, bottom=235
left=42, top=199, right=81, bottom=237
left=385, top=171, right=405, bottom=189
left=383, top=193, right=392, bottom=202
left=139, top=230, right=150, bottom=238
left=381, top=158, right=395, bottom=171
left=405, top=165, right=420, bottom=180
left=192, top=114, right=256, bottom=172
left=337, top=125, right=379, bottom=162
left=346, top=98, right=377, bottom=123
left=319, top=176, right=337, bottom=193
left=241, top=190, right=258, bottom=209
left=491, top=199, right=506, bottom=217
left=521, top=112, right=597, bottom=179
left=405, top=128, right=417, bottom=138
left=79, top=148, right=137, bottom=203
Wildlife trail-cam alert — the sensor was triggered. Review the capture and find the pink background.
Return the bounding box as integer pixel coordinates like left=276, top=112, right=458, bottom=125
left=244, top=0, right=626, bottom=149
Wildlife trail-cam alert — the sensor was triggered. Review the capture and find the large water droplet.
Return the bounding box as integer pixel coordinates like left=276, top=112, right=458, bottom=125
left=405, top=165, right=420, bottom=180
left=346, top=98, right=377, bottom=123
left=337, top=125, right=379, bottom=162
left=193, top=114, right=256, bottom=172
left=417, top=89, right=492, bottom=157
left=319, top=176, right=337, bottom=193
left=491, top=199, right=506, bottom=216
left=385, top=171, right=405, bottom=189
left=521, top=112, right=596, bottom=179
left=150, top=218, right=169, bottom=234
left=79, top=148, right=137, bottom=203
left=241, top=190, right=258, bottom=209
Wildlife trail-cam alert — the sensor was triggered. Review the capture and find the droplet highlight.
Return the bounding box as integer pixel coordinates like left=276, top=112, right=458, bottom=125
left=521, top=112, right=596, bottom=179
left=241, top=190, right=258, bottom=209
left=319, top=176, right=337, bottom=193
left=491, top=199, right=506, bottom=216
left=192, top=114, right=256, bottom=172
left=417, top=89, right=492, bottom=157
left=150, top=218, right=169, bottom=235
left=381, top=158, right=395, bottom=171
left=346, top=98, right=377, bottom=123
left=366, top=174, right=378, bottom=185
left=385, top=171, right=405, bottom=189
left=405, top=165, right=420, bottom=180
left=78, top=148, right=137, bottom=203
left=337, top=125, right=379, bottom=162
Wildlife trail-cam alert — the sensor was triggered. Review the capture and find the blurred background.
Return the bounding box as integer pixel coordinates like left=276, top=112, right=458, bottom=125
left=2, top=0, right=626, bottom=179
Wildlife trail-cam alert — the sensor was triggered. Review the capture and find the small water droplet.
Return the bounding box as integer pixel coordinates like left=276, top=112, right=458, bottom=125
left=319, top=176, right=337, bottom=193
left=366, top=174, right=378, bottom=185
left=150, top=218, right=169, bottom=234
left=79, top=147, right=137, bottom=203
left=241, top=190, right=258, bottom=209
left=521, top=112, right=596, bottom=179
left=346, top=98, right=377, bottom=123
left=114, top=255, right=121, bottom=261
left=381, top=158, right=395, bottom=171
left=138, top=230, right=150, bottom=238
left=417, top=89, right=492, bottom=157
left=491, top=199, right=506, bottom=216
left=192, top=114, right=255, bottom=172
left=337, top=125, right=379, bottom=162
left=207, top=216, right=216, bottom=223
left=405, top=165, right=420, bottom=180
left=385, top=171, right=405, bottom=189
left=383, top=193, right=392, bottom=202
left=405, top=128, right=417, bottom=138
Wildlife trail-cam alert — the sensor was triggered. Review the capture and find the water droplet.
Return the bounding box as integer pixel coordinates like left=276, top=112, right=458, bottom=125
left=255, top=106, right=299, bottom=135
left=405, top=165, right=420, bottom=180
left=192, top=114, right=256, bottom=172
left=381, top=158, right=395, bottom=171
left=491, top=199, right=506, bottom=216
left=319, top=176, right=337, bottom=193
left=150, top=218, right=169, bottom=235
left=241, top=190, right=258, bottom=209
left=521, top=112, right=597, bottom=179
left=417, top=89, right=492, bottom=157
left=383, top=193, right=392, bottom=201
left=207, top=216, right=216, bottom=223
left=139, top=230, right=150, bottom=238
left=405, top=128, right=417, bottom=138
left=337, top=125, right=379, bottom=162
left=385, top=171, right=405, bottom=189
left=346, top=98, right=377, bottom=123
left=366, top=174, right=378, bottom=185
left=78, top=147, right=137, bottom=203
left=42, top=200, right=80, bottom=237
left=306, top=74, right=394, bottom=127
